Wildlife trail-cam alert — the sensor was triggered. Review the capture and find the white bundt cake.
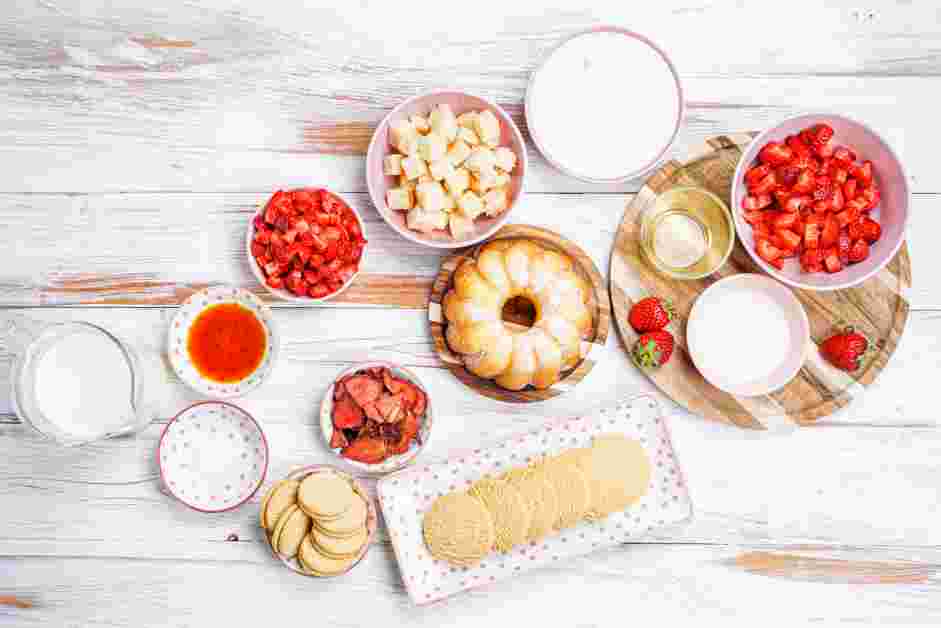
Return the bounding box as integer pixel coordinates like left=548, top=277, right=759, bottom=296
left=443, top=239, right=593, bottom=390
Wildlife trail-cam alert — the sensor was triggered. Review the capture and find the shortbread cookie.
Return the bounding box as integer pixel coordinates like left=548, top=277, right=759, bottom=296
left=539, top=453, right=590, bottom=530
left=582, top=434, right=651, bottom=517
left=423, top=491, right=494, bottom=567
left=262, top=480, right=299, bottom=532
left=298, top=535, right=358, bottom=576
left=504, top=464, right=559, bottom=543
left=469, top=477, right=531, bottom=553
left=313, top=493, right=367, bottom=538
left=277, top=506, right=312, bottom=559
left=298, top=472, right=355, bottom=520
left=311, top=523, right=368, bottom=559
left=270, top=504, right=299, bottom=551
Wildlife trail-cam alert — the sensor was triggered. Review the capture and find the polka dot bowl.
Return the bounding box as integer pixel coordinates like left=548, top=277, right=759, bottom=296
left=167, top=285, right=279, bottom=399
left=158, top=401, right=269, bottom=513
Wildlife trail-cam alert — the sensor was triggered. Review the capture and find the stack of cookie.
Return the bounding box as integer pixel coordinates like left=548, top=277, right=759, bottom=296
left=423, top=433, right=651, bottom=566
left=260, top=469, right=371, bottom=577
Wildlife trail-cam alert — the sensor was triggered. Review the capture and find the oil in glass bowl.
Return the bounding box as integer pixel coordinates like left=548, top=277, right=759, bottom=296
left=640, top=186, right=735, bottom=280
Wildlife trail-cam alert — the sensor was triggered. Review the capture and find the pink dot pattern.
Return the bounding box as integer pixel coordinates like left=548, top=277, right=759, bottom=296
left=376, top=394, right=692, bottom=605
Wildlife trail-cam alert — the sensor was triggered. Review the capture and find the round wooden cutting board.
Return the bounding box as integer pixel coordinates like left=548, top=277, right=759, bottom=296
left=610, top=134, right=911, bottom=429
left=429, top=224, right=610, bottom=403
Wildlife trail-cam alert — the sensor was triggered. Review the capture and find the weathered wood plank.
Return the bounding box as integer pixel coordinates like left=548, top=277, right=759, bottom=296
left=3, top=545, right=940, bottom=627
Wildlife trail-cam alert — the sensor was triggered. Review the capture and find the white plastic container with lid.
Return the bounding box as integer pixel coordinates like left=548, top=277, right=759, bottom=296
left=525, top=27, right=684, bottom=183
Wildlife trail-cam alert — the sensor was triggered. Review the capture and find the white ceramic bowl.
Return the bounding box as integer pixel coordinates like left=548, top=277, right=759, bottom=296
left=320, top=361, right=433, bottom=475
left=732, top=113, right=909, bottom=291
left=158, top=401, right=269, bottom=513
left=167, top=286, right=278, bottom=399
left=686, top=274, right=809, bottom=397
left=525, top=25, right=684, bottom=183
left=245, top=188, right=367, bottom=303
left=365, top=89, right=527, bottom=249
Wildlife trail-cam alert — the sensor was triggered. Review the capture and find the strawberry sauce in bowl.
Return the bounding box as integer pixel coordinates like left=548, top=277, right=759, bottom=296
left=320, top=362, right=433, bottom=475
left=246, top=188, right=368, bottom=302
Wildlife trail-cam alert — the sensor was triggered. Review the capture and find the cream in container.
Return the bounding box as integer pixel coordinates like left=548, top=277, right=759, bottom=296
left=526, top=27, right=683, bottom=183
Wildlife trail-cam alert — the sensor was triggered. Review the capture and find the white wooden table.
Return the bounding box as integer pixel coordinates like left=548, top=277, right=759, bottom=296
left=2, top=2, right=940, bottom=625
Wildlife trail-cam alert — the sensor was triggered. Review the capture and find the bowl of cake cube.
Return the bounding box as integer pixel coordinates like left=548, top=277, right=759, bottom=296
left=366, top=90, right=527, bottom=248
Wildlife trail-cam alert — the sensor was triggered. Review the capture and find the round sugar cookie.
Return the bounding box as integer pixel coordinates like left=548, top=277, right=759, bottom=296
left=469, top=477, right=531, bottom=553
left=504, top=465, right=560, bottom=543
left=311, top=523, right=368, bottom=559
left=262, top=480, right=299, bottom=532
left=270, top=504, right=299, bottom=551
left=313, top=493, right=367, bottom=538
left=423, top=492, right=495, bottom=567
left=298, top=535, right=358, bottom=576
left=298, top=472, right=355, bottom=520
left=277, top=506, right=312, bottom=559
left=540, top=453, right=590, bottom=530
left=583, top=434, right=651, bottom=517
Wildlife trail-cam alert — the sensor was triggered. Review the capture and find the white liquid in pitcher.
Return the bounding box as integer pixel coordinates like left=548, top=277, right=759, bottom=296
left=32, top=328, right=135, bottom=440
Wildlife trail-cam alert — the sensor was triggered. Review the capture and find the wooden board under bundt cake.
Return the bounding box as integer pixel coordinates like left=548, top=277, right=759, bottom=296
left=429, top=224, right=609, bottom=402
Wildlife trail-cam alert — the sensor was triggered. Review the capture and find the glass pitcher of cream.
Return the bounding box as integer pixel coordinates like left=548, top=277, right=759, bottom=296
left=2, top=317, right=154, bottom=446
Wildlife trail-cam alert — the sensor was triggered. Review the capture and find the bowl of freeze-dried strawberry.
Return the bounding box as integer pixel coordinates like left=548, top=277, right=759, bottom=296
left=246, top=188, right=368, bottom=302
left=732, top=113, right=908, bottom=291
left=320, top=362, right=432, bottom=475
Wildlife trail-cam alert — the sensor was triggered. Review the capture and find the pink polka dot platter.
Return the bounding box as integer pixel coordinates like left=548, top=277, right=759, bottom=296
left=158, top=401, right=269, bottom=513
left=376, top=394, right=692, bottom=605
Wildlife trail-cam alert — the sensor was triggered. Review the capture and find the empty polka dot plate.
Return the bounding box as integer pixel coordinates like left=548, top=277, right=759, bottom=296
left=158, top=401, right=269, bottom=513
left=376, top=394, right=692, bottom=605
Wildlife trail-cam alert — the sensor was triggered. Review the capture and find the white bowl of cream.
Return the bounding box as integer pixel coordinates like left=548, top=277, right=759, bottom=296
left=525, top=27, right=684, bottom=183
left=686, top=274, right=810, bottom=397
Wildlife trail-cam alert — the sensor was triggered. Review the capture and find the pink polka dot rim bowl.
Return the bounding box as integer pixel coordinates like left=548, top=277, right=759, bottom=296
left=158, top=401, right=269, bottom=514
left=264, top=465, right=378, bottom=578
left=167, top=286, right=279, bottom=399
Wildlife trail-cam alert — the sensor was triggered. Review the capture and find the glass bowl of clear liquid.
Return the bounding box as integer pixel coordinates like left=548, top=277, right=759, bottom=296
left=5, top=319, right=154, bottom=446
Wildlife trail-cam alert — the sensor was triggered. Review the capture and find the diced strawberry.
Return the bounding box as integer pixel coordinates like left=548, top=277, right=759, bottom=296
left=829, top=187, right=845, bottom=211
left=815, top=140, right=835, bottom=158
left=813, top=175, right=832, bottom=201
left=294, top=219, right=310, bottom=234
left=303, top=269, right=319, bottom=284
left=830, top=166, right=848, bottom=186
left=308, top=283, right=330, bottom=299
left=812, top=124, right=834, bottom=145
left=251, top=242, right=268, bottom=259
left=843, top=178, right=858, bottom=201
left=744, top=209, right=765, bottom=225
left=812, top=200, right=829, bottom=214
left=755, top=194, right=773, bottom=209
left=860, top=186, right=880, bottom=210
left=824, top=248, right=843, bottom=273
left=768, top=257, right=785, bottom=270
left=289, top=243, right=311, bottom=264
left=793, top=170, right=815, bottom=193
left=848, top=239, right=870, bottom=263
left=834, top=206, right=860, bottom=229
left=263, top=260, right=280, bottom=276
left=309, top=253, right=325, bottom=268
left=759, top=142, right=793, bottom=166
left=786, top=135, right=812, bottom=158
left=861, top=217, right=882, bottom=242
left=773, top=212, right=798, bottom=230
left=804, top=222, right=820, bottom=249
left=845, top=197, right=869, bottom=216
left=390, top=411, right=421, bottom=456
left=745, top=164, right=772, bottom=186
left=774, top=229, right=802, bottom=251
left=266, top=274, right=284, bottom=289
left=743, top=196, right=762, bottom=211
left=773, top=188, right=792, bottom=207
left=848, top=218, right=867, bottom=241
left=783, top=195, right=806, bottom=213
left=801, top=248, right=823, bottom=273
left=751, top=172, right=778, bottom=196
left=757, top=239, right=783, bottom=263
left=837, top=232, right=851, bottom=265
left=299, top=231, right=315, bottom=246
left=832, top=146, right=856, bottom=164
left=291, top=189, right=317, bottom=212
left=821, top=215, right=839, bottom=248
left=850, top=160, right=873, bottom=185
left=275, top=213, right=290, bottom=233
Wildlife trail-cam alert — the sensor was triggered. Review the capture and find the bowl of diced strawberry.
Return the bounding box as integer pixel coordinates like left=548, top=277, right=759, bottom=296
left=247, top=189, right=367, bottom=301
left=732, top=114, right=909, bottom=291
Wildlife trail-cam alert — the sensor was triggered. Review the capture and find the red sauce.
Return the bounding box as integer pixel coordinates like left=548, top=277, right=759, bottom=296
left=187, top=304, right=266, bottom=383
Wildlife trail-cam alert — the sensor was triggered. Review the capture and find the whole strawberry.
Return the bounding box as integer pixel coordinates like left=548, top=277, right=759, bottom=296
left=628, top=297, right=674, bottom=333
left=632, top=330, right=674, bottom=369
left=820, top=327, right=869, bottom=371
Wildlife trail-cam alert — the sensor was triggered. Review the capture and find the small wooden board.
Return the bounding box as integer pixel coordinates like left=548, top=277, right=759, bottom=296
left=610, top=134, right=911, bottom=429
left=429, top=224, right=610, bottom=403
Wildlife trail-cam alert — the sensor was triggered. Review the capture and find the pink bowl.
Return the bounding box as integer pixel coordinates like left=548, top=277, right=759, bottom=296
left=732, top=113, right=909, bottom=291
left=365, top=90, right=527, bottom=249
